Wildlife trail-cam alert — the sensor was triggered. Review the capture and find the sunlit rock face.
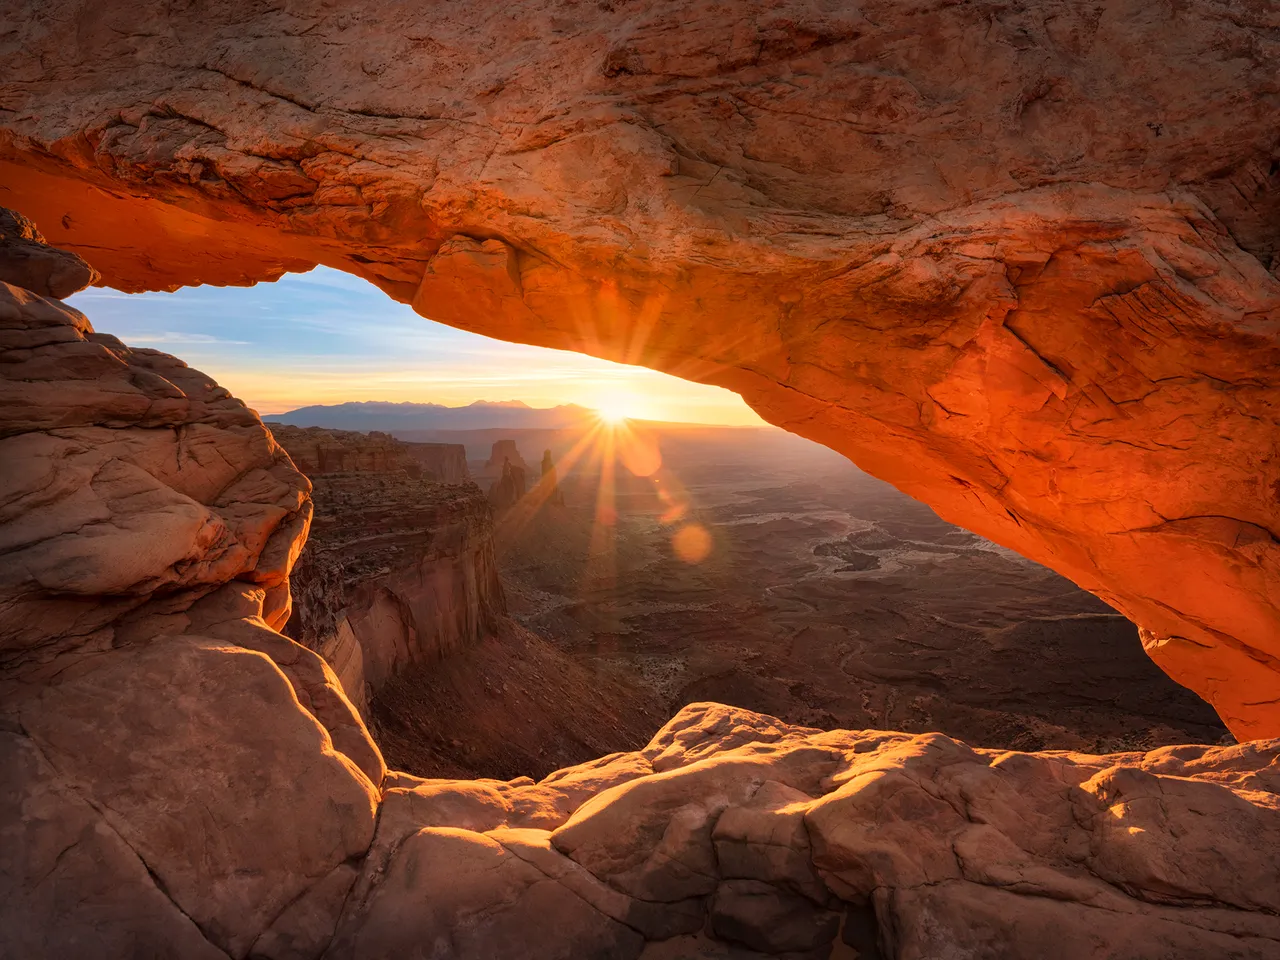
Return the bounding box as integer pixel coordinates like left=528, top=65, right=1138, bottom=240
left=2, top=2, right=1279, bottom=736
left=336, top=702, right=1280, bottom=960
left=270, top=423, right=471, bottom=483
left=3, top=228, right=1280, bottom=958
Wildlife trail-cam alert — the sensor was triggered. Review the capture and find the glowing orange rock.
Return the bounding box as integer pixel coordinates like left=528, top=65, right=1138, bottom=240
left=3, top=1, right=1280, bottom=736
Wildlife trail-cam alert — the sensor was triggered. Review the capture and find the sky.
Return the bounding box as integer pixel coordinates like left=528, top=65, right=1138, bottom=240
left=67, top=267, right=766, bottom=426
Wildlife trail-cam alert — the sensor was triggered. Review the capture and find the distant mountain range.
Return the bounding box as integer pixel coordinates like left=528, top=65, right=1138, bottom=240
left=263, top=400, right=594, bottom=432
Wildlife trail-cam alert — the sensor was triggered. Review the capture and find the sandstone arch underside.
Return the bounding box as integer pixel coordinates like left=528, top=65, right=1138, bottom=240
left=3, top=0, right=1279, bottom=738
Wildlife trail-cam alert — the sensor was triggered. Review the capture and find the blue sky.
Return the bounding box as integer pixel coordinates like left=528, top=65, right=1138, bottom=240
left=68, top=266, right=764, bottom=425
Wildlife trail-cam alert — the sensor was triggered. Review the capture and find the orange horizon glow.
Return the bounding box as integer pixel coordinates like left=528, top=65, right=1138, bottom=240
left=66, top=267, right=772, bottom=429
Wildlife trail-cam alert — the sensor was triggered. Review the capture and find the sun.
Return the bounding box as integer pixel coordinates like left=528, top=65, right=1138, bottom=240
left=594, top=394, right=636, bottom=424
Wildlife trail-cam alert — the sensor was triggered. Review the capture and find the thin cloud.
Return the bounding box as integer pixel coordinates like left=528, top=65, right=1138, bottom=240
left=127, top=332, right=250, bottom=345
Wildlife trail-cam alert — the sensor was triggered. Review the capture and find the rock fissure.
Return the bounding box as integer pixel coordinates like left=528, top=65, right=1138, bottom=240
left=14, top=722, right=234, bottom=958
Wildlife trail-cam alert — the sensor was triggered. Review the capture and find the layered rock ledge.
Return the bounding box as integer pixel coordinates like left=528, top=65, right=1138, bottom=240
left=275, top=426, right=504, bottom=714
left=2, top=1, right=1279, bottom=734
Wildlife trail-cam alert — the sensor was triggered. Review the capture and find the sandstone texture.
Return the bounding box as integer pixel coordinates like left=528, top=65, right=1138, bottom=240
left=0, top=250, right=387, bottom=957
left=2, top=0, right=1278, bottom=735
left=280, top=450, right=505, bottom=714
left=0, top=207, right=99, bottom=299
left=0, top=278, right=314, bottom=692
left=327, top=701, right=1280, bottom=960
left=4, top=226, right=1280, bottom=958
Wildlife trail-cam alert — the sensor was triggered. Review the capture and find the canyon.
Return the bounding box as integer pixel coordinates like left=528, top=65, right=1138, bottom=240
left=271, top=425, right=504, bottom=714
left=492, top=425, right=1227, bottom=755
left=271, top=424, right=657, bottom=777
left=2, top=1, right=1280, bottom=956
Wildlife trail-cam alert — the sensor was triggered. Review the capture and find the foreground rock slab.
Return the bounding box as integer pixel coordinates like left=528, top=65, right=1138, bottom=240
left=3, top=1, right=1280, bottom=735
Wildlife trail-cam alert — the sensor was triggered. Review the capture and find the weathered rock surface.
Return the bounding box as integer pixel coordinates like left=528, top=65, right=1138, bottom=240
left=330, top=702, right=1280, bottom=960
left=3, top=239, right=1280, bottom=959
left=0, top=278, right=313, bottom=692
left=0, top=266, right=386, bottom=958
left=281, top=461, right=505, bottom=714
left=3, top=0, right=1278, bottom=736
left=0, top=207, right=99, bottom=299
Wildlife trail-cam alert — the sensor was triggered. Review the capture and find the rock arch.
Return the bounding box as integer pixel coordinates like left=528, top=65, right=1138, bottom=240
left=3, top=0, right=1279, bottom=737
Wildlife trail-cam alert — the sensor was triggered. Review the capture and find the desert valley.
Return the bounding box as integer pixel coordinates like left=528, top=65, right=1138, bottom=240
left=3, top=3, right=1280, bottom=959
left=260, top=407, right=1227, bottom=783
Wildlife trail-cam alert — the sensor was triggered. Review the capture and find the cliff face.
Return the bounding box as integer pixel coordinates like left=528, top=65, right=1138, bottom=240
left=271, top=423, right=469, bottom=483
left=3, top=0, right=1279, bottom=736
left=3, top=226, right=1280, bottom=959
left=271, top=424, right=501, bottom=713
left=285, top=473, right=505, bottom=714
left=402, top=441, right=469, bottom=483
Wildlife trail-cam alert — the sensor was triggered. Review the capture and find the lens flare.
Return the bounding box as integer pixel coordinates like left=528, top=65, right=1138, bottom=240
left=672, top=523, right=712, bottom=564
left=616, top=425, right=661, bottom=477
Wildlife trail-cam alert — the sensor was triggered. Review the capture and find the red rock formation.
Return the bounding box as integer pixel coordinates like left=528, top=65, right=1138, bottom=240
left=315, top=703, right=1280, bottom=960
left=271, top=423, right=470, bottom=483
left=485, top=438, right=528, bottom=474
left=2, top=2, right=1278, bottom=735
left=0, top=208, right=99, bottom=299
left=270, top=424, right=410, bottom=475
left=402, top=441, right=469, bottom=483
left=4, top=227, right=1280, bottom=958
left=284, top=472, right=505, bottom=715
left=487, top=457, right=528, bottom=513
left=0, top=235, right=388, bottom=958
left=540, top=448, right=565, bottom=507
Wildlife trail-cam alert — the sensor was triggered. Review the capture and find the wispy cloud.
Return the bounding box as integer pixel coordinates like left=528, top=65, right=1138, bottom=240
left=126, top=332, right=249, bottom=345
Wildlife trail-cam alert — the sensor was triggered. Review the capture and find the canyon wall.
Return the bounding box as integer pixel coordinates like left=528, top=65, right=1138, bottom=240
left=3, top=227, right=1279, bottom=958
left=272, top=426, right=503, bottom=714
left=2, top=0, right=1278, bottom=736
left=403, top=441, right=469, bottom=483
left=271, top=422, right=469, bottom=483
left=273, top=427, right=499, bottom=716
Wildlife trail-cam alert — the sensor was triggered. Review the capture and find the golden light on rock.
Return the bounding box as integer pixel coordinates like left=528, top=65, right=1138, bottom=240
left=672, top=523, right=712, bottom=564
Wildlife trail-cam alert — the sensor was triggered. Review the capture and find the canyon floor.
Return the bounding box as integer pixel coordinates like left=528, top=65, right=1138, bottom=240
left=480, top=424, right=1227, bottom=761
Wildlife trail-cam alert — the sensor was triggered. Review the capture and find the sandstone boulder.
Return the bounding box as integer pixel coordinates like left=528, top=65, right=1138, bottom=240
left=341, top=703, right=1280, bottom=959
left=16, top=635, right=379, bottom=958
left=1, top=237, right=387, bottom=959
left=0, top=279, right=312, bottom=693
